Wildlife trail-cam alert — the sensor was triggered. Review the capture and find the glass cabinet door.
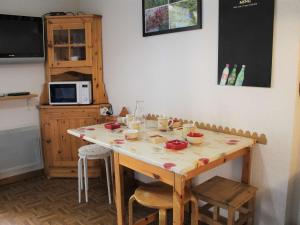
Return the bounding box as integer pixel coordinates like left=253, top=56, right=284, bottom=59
left=49, top=23, right=92, bottom=67
left=70, top=29, right=86, bottom=61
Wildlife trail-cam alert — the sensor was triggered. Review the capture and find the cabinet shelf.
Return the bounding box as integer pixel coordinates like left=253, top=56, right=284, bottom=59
left=0, top=94, right=38, bottom=101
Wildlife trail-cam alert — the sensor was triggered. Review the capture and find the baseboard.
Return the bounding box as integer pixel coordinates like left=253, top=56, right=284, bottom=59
left=0, top=169, right=44, bottom=186
left=0, top=162, right=43, bottom=180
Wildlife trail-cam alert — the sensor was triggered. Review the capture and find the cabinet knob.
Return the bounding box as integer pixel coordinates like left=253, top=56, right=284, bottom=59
left=46, top=139, right=51, bottom=144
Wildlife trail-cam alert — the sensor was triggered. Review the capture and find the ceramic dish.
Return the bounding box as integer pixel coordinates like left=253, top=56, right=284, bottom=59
left=123, top=129, right=139, bottom=141
left=149, top=135, right=167, bottom=144
left=104, top=122, right=121, bottom=130
left=165, top=140, right=188, bottom=151
left=186, top=132, right=204, bottom=145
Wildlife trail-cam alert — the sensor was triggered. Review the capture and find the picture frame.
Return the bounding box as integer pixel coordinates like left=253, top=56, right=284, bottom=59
left=100, top=103, right=113, bottom=116
left=142, top=0, right=202, bottom=37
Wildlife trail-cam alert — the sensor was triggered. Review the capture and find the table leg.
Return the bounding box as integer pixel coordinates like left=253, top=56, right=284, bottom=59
left=241, top=147, right=251, bottom=184
left=114, top=152, right=125, bottom=225
left=173, top=174, right=185, bottom=225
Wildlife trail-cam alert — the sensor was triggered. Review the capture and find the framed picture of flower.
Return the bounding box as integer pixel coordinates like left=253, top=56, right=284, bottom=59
left=143, top=0, right=202, bottom=37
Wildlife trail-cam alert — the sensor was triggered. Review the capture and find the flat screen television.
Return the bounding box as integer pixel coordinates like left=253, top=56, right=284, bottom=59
left=0, top=14, right=44, bottom=63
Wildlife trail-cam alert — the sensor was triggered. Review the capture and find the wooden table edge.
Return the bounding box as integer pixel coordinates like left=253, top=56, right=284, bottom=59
left=185, top=147, right=251, bottom=180
left=115, top=147, right=251, bottom=182
left=113, top=146, right=252, bottom=225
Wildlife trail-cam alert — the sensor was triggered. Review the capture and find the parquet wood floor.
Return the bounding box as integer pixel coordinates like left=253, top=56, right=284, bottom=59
left=0, top=176, right=198, bottom=225
left=0, top=176, right=151, bottom=225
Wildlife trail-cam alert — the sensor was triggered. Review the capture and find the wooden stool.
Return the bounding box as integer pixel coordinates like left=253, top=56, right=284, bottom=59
left=193, top=176, right=257, bottom=225
left=78, top=144, right=112, bottom=204
left=128, top=182, right=198, bottom=225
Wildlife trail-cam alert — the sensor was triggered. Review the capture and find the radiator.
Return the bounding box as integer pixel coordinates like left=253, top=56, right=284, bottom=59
left=0, top=126, right=43, bottom=179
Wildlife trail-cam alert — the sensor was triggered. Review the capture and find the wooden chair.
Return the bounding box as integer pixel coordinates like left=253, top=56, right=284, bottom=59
left=128, top=182, right=198, bottom=225
left=193, top=176, right=257, bottom=225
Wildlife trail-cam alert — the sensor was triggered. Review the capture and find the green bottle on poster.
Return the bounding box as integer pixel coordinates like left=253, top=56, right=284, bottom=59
left=227, top=64, right=238, bottom=85
left=235, top=65, right=246, bottom=86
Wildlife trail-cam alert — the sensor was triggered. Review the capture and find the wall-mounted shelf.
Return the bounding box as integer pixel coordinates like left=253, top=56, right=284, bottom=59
left=0, top=94, right=38, bottom=101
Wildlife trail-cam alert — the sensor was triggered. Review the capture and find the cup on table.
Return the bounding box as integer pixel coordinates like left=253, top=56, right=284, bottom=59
left=157, top=117, right=174, bottom=131
left=182, top=123, right=196, bottom=138
left=128, top=120, right=142, bottom=130
left=117, top=116, right=126, bottom=125
left=126, top=114, right=135, bottom=126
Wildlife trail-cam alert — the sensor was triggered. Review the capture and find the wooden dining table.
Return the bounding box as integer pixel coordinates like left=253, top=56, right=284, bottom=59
left=68, top=120, right=255, bottom=225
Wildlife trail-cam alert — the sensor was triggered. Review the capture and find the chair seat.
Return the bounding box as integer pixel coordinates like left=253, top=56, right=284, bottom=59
left=134, top=182, right=191, bottom=209
left=193, top=176, right=257, bottom=209
left=78, top=144, right=111, bottom=159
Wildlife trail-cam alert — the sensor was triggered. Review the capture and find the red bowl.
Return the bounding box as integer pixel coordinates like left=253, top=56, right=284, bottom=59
left=165, top=140, right=188, bottom=151
left=105, top=122, right=121, bottom=130
left=187, top=132, right=204, bottom=138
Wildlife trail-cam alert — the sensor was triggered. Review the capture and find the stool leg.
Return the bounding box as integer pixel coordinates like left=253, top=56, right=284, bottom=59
left=190, top=195, right=199, bottom=225
left=110, top=153, right=115, bottom=202
left=128, top=195, right=135, bottom=225
left=159, top=209, right=167, bottom=225
left=78, top=158, right=82, bottom=203
left=213, top=206, right=220, bottom=224
left=248, top=196, right=256, bottom=225
left=84, top=156, right=88, bottom=203
left=80, top=162, right=84, bottom=191
left=104, top=157, right=112, bottom=204
left=227, top=207, right=235, bottom=225
left=110, top=152, right=114, bottom=180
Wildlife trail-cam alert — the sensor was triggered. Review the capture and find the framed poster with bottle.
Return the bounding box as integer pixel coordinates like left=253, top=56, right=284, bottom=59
left=218, top=0, right=275, bottom=87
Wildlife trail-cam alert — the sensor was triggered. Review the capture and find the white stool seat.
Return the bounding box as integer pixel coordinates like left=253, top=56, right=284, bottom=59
left=78, top=144, right=111, bottom=159
left=78, top=144, right=113, bottom=204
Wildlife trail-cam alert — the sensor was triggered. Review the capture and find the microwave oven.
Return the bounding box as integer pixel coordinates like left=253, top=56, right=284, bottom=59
left=49, top=81, right=92, bottom=105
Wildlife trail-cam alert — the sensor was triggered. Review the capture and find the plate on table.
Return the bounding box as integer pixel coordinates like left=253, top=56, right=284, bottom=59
left=165, top=140, right=188, bottom=151
left=104, top=122, right=121, bottom=130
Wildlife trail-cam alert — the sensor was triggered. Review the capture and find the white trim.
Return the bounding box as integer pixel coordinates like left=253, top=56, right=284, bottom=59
left=0, top=162, right=43, bottom=180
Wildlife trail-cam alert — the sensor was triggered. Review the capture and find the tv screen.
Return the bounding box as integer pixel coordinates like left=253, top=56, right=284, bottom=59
left=0, top=14, right=44, bottom=59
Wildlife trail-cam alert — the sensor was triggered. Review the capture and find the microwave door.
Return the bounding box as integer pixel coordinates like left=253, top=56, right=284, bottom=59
left=50, top=84, right=78, bottom=105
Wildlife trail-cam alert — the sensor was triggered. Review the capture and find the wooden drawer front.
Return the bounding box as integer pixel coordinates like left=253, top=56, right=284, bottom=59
left=40, top=108, right=99, bottom=120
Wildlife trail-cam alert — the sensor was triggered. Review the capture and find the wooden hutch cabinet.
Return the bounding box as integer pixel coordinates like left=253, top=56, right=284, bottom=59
left=40, top=15, right=108, bottom=178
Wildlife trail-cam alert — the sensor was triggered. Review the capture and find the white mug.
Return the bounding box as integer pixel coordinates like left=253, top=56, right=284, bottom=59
left=157, top=117, right=174, bottom=131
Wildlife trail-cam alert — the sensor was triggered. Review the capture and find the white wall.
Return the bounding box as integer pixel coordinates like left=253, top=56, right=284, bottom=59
left=286, top=46, right=300, bottom=224
left=0, top=0, right=79, bottom=177
left=80, top=0, right=300, bottom=224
